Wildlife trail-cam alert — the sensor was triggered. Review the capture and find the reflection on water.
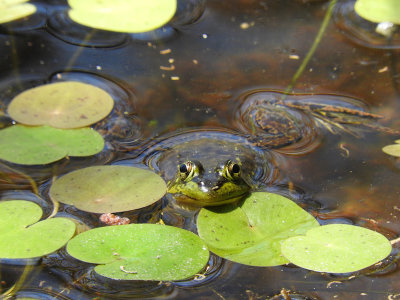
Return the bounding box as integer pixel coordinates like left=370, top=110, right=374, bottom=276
left=0, top=0, right=400, bottom=299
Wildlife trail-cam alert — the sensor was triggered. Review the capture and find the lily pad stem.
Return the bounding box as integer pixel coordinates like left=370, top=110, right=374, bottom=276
left=0, top=162, right=38, bottom=195
left=1, top=264, right=33, bottom=298
left=284, top=0, right=337, bottom=96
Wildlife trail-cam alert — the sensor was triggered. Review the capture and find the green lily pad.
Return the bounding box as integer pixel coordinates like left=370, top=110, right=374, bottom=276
left=0, top=1, right=36, bottom=24
left=0, top=125, right=104, bottom=165
left=281, top=224, right=392, bottom=273
left=49, top=165, right=167, bottom=213
left=0, top=200, right=76, bottom=259
left=7, top=81, right=114, bottom=129
left=382, top=140, right=400, bottom=157
left=67, top=224, right=209, bottom=281
left=354, top=0, right=400, bottom=24
left=67, top=0, right=177, bottom=33
left=197, top=192, right=320, bottom=266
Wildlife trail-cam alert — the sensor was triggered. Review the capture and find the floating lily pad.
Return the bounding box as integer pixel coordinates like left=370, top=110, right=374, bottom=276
left=8, top=81, right=114, bottom=129
left=68, top=0, right=177, bottom=33
left=354, top=0, right=400, bottom=24
left=67, top=224, right=209, bottom=281
left=0, top=200, right=76, bottom=259
left=382, top=140, right=400, bottom=157
left=0, top=125, right=104, bottom=165
left=0, top=1, right=36, bottom=24
left=197, top=192, right=320, bottom=266
left=49, top=165, right=167, bottom=213
left=281, top=224, right=392, bottom=273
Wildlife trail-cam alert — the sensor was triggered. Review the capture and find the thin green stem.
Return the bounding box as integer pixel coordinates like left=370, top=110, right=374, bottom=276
left=284, top=0, right=337, bottom=95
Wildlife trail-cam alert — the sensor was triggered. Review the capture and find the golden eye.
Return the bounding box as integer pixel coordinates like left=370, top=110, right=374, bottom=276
left=224, top=160, right=241, bottom=180
left=179, top=161, right=194, bottom=180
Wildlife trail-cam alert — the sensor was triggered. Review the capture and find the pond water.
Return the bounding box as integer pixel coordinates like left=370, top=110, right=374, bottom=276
left=1, top=0, right=400, bottom=299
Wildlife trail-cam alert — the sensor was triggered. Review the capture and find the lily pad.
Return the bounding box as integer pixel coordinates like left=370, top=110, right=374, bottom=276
left=281, top=224, right=392, bottom=273
left=354, top=0, right=400, bottom=24
left=0, top=1, right=36, bottom=24
left=8, top=81, right=114, bottom=129
left=67, top=0, right=177, bottom=33
left=49, top=165, right=167, bottom=213
left=0, top=125, right=104, bottom=165
left=197, top=192, right=320, bottom=266
left=382, top=140, right=400, bottom=157
left=67, top=224, right=209, bottom=281
left=0, top=200, right=76, bottom=259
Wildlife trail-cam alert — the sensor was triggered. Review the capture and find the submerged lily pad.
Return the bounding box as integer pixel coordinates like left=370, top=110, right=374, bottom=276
left=67, top=224, right=209, bottom=281
left=68, top=0, right=177, bottom=33
left=382, top=140, right=400, bottom=157
left=0, top=125, right=104, bottom=165
left=8, top=81, right=114, bottom=129
left=281, top=224, right=392, bottom=273
left=49, top=165, right=167, bottom=213
left=197, top=192, right=319, bottom=266
left=0, top=1, right=36, bottom=24
left=354, top=0, right=400, bottom=24
left=0, top=200, right=76, bottom=259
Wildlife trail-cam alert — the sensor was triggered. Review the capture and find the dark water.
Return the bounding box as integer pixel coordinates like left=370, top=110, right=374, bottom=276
left=1, top=0, right=400, bottom=299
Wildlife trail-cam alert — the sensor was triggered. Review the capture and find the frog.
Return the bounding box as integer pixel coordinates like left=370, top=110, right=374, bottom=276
left=141, top=129, right=279, bottom=207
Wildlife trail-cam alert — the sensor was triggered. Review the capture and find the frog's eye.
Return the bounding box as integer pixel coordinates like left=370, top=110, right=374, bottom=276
left=179, top=161, right=195, bottom=181
left=224, top=160, right=241, bottom=180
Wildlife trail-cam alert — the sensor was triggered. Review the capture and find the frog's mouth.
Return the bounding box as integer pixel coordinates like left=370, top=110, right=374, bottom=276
left=168, top=186, right=250, bottom=207
left=171, top=193, right=248, bottom=207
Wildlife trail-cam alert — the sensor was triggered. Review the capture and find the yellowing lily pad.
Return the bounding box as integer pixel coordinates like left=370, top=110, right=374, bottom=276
left=67, top=224, right=209, bottom=281
left=67, top=0, right=177, bottom=33
left=0, top=1, right=36, bottom=24
left=355, top=0, right=400, bottom=24
left=382, top=140, right=400, bottom=157
left=0, top=200, right=76, bottom=259
left=281, top=224, right=392, bottom=273
left=0, top=125, right=104, bottom=165
left=8, top=81, right=114, bottom=129
left=197, top=192, right=320, bottom=267
left=49, top=165, right=167, bottom=213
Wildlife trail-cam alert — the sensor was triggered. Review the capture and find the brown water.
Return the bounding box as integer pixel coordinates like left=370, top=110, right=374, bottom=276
left=1, top=0, right=400, bottom=299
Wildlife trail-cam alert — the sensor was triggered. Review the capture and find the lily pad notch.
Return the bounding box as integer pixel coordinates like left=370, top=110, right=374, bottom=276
left=67, top=224, right=209, bottom=281
left=0, top=200, right=76, bottom=259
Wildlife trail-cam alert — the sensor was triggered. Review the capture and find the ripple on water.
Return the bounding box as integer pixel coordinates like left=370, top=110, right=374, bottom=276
left=0, top=4, right=46, bottom=33
left=171, top=0, right=206, bottom=26
left=234, top=90, right=385, bottom=155
left=0, top=71, right=143, bottom=185
left=132, top=127, right=284, bottom=187
left=46, top=10, right=128, bottom=47
left=334, top=0, right=400, bottom=49
left=234, top=90, right=322, bottom=155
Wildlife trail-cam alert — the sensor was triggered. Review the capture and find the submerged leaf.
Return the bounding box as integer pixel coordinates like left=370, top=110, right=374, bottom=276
left=49, top=165, right=167, bottom=213
left=0, top=200, right=76, bottom=259
left=67, top=0, right=177, bottom=33
left=281, top=224, right=392, bottom=273
left=197, top=192, right=319, bottom=266
left=67, top=224, right=209, bottom=281
left=0, top=125, right=104, bottom=165
left=8, top=81, right=114, bottom=129
left=354, top=0, right=400, bottom=24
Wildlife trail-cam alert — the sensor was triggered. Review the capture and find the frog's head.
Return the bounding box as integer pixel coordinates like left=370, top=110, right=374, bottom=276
left=167, top=159, right=251, bottom=206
